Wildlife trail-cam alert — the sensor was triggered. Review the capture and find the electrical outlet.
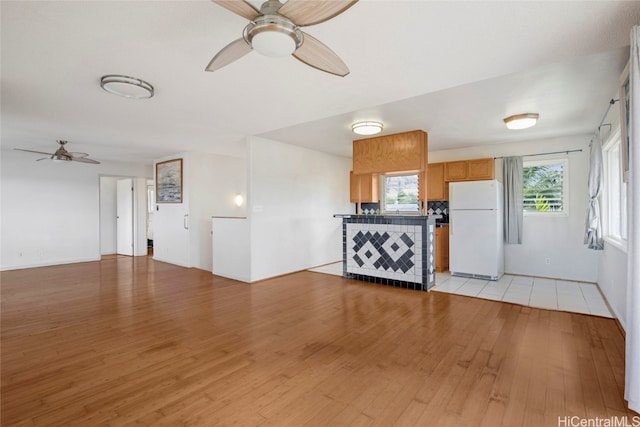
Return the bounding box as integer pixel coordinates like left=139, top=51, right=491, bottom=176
left=544, top=258, right=551, bottom=265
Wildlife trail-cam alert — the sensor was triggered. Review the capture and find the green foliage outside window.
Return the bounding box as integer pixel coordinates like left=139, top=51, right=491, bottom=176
left=384, top=174, right=419, bottom=212
left=523, top=164, right=563, bottom=212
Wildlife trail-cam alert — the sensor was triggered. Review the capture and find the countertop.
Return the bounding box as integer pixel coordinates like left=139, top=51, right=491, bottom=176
left=333, top=214, right=442, bottom=219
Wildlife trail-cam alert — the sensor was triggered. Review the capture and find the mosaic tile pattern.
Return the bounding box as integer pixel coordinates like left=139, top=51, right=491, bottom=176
left=427, top=201, right=449, bottom=223
left=351, top=228, right=418, bottom=275
left=358, top=203, right=380, bottom=215
left=340, top=216, right=437, bottom=291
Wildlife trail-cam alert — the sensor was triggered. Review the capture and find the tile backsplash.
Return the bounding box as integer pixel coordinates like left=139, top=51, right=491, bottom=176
left=357, top=202, right=380, bottom=215
left=353, top=201, right=448, bottom=222
left=427, top=201, right=449, bottom=223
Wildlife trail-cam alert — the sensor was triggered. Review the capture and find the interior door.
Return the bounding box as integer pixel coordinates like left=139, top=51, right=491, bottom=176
left=116, top=178, right=134, bottom=256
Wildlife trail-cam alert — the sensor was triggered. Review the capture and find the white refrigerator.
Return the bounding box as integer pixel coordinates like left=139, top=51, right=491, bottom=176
left=449, top=180, right=504, bottom=281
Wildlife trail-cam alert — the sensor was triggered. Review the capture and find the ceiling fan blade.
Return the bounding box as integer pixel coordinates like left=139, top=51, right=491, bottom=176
left=279, top=0, right=358, bottom=27
left=211, top=0, right=260, bottom=20
left=71, top=156, right=100, bottom=164
left=69, top=152, right=89, bottom=158
left=14, top=148, right=55, bottom=156
left=293, top=32, right=349, bottom=77
left=15, top=141, right=98, bottom=163
left=205, top=38, right=252, bottom=72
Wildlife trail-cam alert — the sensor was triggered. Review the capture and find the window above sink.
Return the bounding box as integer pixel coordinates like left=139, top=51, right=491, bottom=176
left=381, top=173, right=421, bottom=214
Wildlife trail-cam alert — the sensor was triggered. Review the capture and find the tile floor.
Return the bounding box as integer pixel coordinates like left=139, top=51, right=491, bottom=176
left=308, top=262, right=613, bottom=318
left=433, top=272, right=613, bottom=318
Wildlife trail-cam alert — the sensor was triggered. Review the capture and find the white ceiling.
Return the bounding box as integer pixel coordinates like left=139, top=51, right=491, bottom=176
left=2, top=1, right=638, bottom=163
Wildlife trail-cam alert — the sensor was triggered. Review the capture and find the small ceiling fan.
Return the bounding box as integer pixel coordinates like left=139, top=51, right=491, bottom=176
left=15, top=140, right=100, bottom=164
left=206, top=0, right=358, bottom=76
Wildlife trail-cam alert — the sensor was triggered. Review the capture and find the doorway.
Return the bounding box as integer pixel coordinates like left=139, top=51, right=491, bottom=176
left=99, top=176, right=150, bottom=257
left=116, top=178, right=134, bottom=255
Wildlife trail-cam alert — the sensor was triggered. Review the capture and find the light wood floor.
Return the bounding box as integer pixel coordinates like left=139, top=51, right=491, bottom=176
left=1, top=257, right=636, bottom=426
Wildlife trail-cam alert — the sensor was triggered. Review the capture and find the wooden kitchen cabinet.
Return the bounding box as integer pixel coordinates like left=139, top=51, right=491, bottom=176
left=350, top=172, right=379, bottom=203
left=444, top=161, right=468, bottom=181
left=444, top=158, right=495, bottom=182
left=435, top=226, right=449, bottom=272
left=468, top=158, right=495, bottom=180
left=427, top=162, right=448, bottom=201
left=352, top=130, right=427, bottom=175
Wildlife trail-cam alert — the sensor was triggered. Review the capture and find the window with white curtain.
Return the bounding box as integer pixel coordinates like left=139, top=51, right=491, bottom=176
left=602, top=129, right=628, bottom=247
left=522, top=158, right=568, bottom=215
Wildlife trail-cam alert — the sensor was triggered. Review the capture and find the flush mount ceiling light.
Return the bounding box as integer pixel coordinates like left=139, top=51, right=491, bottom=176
left=100, top=75, right=154, bottom=99
left=352, top=121, right=383, bottom=136
left=243, top=15, right=303, bottom=57
left=504, top=113, right=539, bottom=130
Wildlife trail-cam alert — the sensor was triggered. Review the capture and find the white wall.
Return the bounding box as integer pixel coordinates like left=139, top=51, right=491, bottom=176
left=598, top=243, right=628, bottom=329
left=1, top=150, right=151, bottom=270
left=247, top=136, right=352, bottom=282
left=153, top=151, right=247, bottom=271
left=596, top=101, right=628, bottom=329
left=430, top=134, right=599, bottom=282
left=212, top=218, right=250, bottom=282
left=190, top=152, right=247, bottom=272
left=99, top=177, right=117, bottom=254
left=153, top=153, right=191, bottom=267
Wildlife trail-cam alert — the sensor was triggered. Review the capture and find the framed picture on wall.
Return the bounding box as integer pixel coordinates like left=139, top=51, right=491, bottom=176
left=619, top=60, right=630, bottom=183
left=156, top=158, right=183, bottom=203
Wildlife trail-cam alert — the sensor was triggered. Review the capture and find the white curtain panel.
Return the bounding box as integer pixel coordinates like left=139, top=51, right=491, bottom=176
left=503, top=157, right=523, bottom=244
left=626, top=25, right=640, bottom=414
left=584, top=135, right=604, bottom=249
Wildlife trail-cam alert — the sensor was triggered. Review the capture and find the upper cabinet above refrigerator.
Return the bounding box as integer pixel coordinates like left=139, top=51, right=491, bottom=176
left=444, top=158, right=495, bottom=182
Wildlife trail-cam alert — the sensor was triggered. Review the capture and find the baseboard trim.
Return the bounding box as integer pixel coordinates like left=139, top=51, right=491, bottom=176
left=0, top=257, right=101, bottom=271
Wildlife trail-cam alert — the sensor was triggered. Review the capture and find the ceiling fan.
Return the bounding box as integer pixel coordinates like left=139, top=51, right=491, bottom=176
left=206, top=0, right=358, bottom=77
left=15, top=140, right=100, bottom=164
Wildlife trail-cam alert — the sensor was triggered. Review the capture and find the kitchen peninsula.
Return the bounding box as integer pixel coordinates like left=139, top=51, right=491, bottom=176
left=345, top=129, right=436, bottom=291
left=335, top=214, right=439, bottom=291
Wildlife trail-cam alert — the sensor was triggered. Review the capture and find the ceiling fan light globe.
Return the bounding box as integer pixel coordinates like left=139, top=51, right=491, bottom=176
left=244, top=15, right=301, bottom=58
left=252, top=31, right=297, bottom=57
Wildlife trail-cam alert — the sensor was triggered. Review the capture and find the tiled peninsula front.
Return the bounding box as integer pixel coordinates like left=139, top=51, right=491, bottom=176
left=336, top=215, right=439, bottom=291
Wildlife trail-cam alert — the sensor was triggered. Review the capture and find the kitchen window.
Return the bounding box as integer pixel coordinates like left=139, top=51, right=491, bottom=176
left=381, top=173, right=420, bottom=213
left=522, top=158, right=568, bottom=214
left=603, top=129, right=628, bottom=247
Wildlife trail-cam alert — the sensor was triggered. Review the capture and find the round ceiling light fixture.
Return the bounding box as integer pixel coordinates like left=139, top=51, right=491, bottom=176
left=504, top=113, right=539, bottom=130
left=100, top=75, right=154, bottom=99
left=352, top=121, right=384, bottom=136
left=244, top=16, right=303, bottom=57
